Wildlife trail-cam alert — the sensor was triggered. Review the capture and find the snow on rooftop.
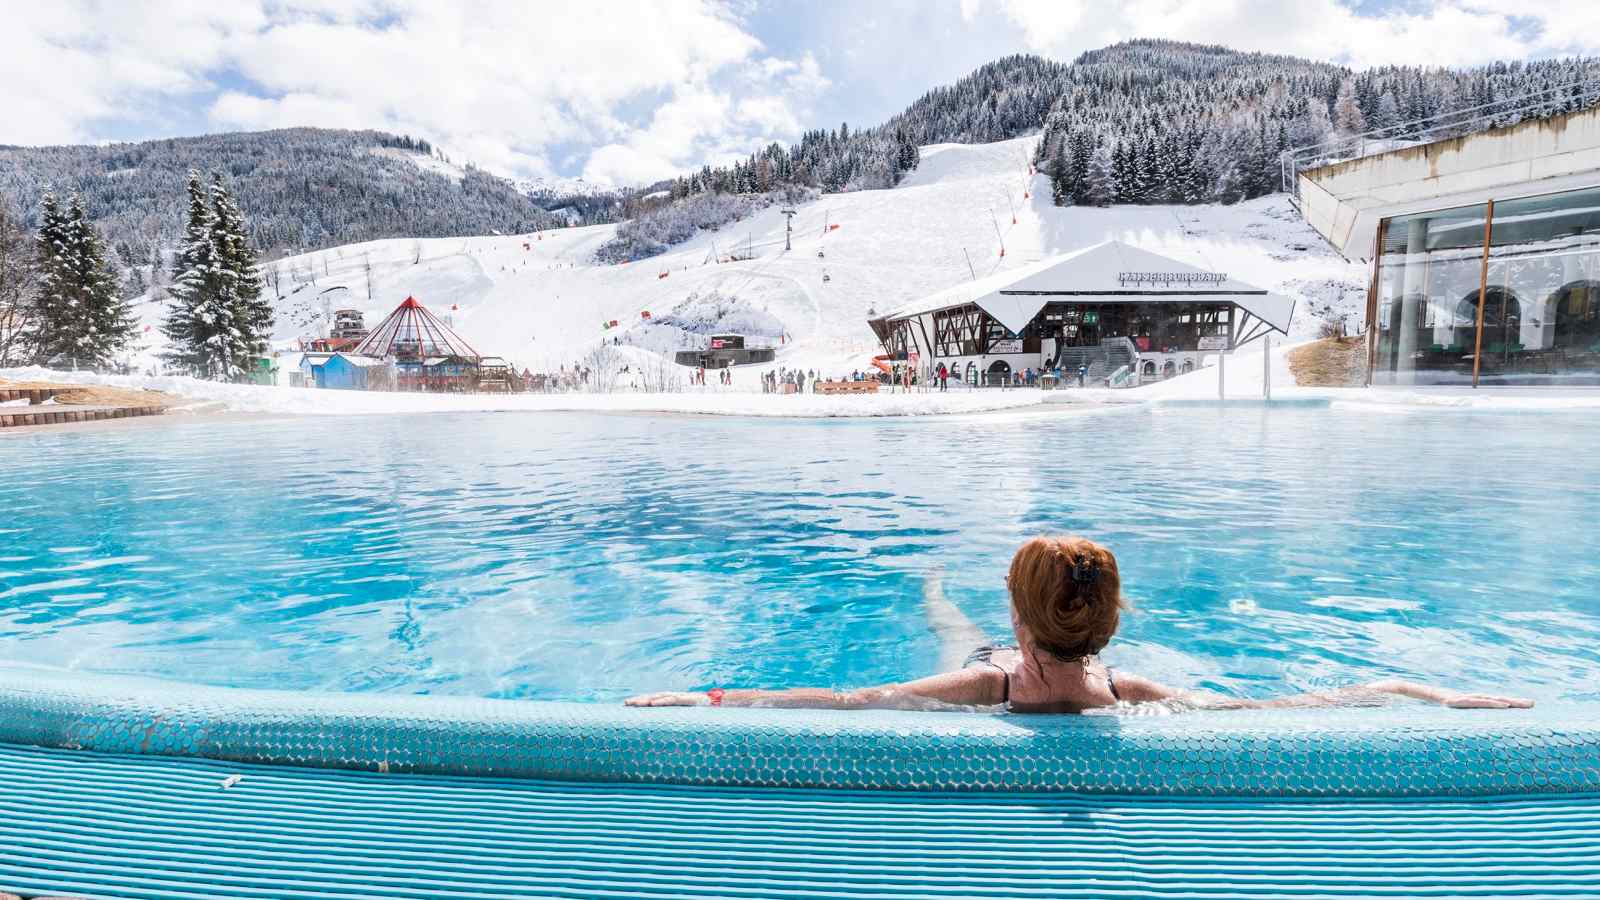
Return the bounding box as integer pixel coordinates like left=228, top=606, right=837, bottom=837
left=884, top=240, right=1296, bottom=334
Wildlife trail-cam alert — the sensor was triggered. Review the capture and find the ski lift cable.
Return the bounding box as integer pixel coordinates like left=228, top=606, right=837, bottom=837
left=1166, top=206, right=1222, bottom=273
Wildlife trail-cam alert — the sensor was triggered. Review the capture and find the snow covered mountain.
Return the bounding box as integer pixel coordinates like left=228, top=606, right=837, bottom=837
left=0, top=129, right=590, bottom=263
left=606, top=43, right=1600, bottom=266
left=121, top=136, right=1364, bottom=382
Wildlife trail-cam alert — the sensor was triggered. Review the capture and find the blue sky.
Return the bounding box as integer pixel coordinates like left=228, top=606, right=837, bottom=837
left=2, top=0, right=1593, bottom=186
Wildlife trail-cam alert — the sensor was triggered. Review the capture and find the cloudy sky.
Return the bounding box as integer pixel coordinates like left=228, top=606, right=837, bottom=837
left=3, top=0, right=1595, bottom=187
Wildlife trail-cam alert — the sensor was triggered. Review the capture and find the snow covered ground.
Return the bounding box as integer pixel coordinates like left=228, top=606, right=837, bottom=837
left=119, top=136, right=1367, bottom=391
left=0, top=365, right=1055, bottom=418
left=12, top=339, right=1600, bottom=422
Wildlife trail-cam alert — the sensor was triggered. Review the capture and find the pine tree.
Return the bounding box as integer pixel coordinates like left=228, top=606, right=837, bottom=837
left=125, top=266, right=147, bottom=300
left=1181, top=132, right=1212, bottom=203
left=210, top=172, right=273, bottom=375
left=1084, top=144, right=1116, bottom=206
left=163, top=171, right=230, bottom=378
left=30, top=192, right=70, bottom=363
left=1335, top=79, right=1366, bottom=134
left=29, top=193, right=133, bottom=368
left=1133, top=136, right=1158, bottom=203
left=1110, top=141, right=1133, bottom=204
left=61, top=196, right=136, bottom=367
left=1066, top=131, right=1093, bottom=205
left=1374, top=91, right=1401, bottom=133
left=1049, top=139, right=1073, bottom=205
left=1155, top=130, right=1185, bottom=204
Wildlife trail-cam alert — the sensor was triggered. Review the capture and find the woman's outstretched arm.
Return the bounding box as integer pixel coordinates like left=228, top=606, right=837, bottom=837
left=1192, top=678, right=1533, bottom=710
left=1363, top=678, right=1534, bottom=708
left=625, top=667, right=1002, bottom=710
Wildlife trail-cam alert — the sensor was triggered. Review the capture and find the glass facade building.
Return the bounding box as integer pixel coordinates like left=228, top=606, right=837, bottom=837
left=1372, top=184, right=1600, bottom=385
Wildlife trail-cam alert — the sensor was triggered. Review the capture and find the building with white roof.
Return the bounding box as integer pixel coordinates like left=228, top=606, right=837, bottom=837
left=867, top=240, right=1294, bottom=387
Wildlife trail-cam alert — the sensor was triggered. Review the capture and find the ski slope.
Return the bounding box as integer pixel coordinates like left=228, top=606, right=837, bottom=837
left=125, top=136, right=1367, bottom=386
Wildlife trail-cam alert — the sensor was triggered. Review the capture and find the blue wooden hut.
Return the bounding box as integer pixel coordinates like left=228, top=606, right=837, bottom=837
left=315, top=353, right=392, bottom=391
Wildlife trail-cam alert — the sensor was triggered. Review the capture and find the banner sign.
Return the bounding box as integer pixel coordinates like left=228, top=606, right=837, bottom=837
left=1198, top=335, right=1230, bottom=350
left=1118, top=271, right=1227, bottom=287
left=989, top=339, right=1023, bottom=353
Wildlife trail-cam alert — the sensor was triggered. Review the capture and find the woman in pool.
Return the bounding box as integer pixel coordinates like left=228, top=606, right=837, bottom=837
left=626, top=536, right=1534, bottom=713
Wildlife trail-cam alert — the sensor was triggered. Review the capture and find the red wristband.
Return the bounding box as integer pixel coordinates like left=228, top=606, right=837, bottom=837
left=707, top=688, right=725, bottom=707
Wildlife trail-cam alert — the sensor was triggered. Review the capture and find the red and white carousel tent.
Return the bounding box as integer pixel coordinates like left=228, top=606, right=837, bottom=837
left=349, top=297, right=482, bottom=392
left=351, top=296, right=480, bottom=363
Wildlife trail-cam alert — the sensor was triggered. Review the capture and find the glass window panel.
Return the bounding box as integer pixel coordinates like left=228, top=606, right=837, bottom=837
left=1373, top=203, right=1488, bottom=385
left=1483, top=186, right=1600, bottom=385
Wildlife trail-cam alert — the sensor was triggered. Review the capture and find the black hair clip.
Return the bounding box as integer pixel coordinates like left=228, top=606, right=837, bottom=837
left=1071, top=556, right=1100, bottom=585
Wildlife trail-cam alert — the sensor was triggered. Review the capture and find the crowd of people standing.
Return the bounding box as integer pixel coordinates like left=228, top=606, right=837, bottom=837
left=519, top=364, right=593, bottom=392
left=761, top=367, right=814, bottom=393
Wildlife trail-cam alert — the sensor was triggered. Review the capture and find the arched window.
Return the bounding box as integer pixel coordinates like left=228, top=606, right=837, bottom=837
left=1457, top=287, right=1523, bottom=353
left=1181, top=359, right=1195, bottom=374
left=1456, top=287, right=1521, bottom=327
left=1162, top=360, right=1177, bottom=379
left=1549, top=280, right=1600, bottom=348
left=1141, top=360, right=1156, bottom=377
left=986, top=360, right=1011, bottom=386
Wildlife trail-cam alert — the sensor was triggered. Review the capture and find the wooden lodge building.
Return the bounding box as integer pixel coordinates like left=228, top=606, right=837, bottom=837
left=868, top=241, right=1296, bottom=386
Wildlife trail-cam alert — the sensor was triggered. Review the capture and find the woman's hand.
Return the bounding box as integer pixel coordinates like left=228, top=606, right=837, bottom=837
left=1443, top=693, right=1534, bottom=709
left=1368, top=679, right=1534, bottom=709
left=625, top=691, right=707, bottom=707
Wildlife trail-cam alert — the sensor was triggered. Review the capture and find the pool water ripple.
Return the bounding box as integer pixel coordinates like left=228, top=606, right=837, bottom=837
left=1, top=406, right=1597, bottom=703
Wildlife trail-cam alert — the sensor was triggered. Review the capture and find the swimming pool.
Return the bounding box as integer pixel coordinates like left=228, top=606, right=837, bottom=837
left=4, top=404, right=1600, bottom=898
left=3, top=405, right=1598, bottom=704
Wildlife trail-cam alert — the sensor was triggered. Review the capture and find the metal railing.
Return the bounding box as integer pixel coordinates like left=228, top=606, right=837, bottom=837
left=1281, top=77, right=1600, bottom=198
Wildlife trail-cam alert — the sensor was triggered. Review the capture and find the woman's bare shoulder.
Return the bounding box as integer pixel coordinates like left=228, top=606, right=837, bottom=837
left=983, top=647, right=1023, bottom=669
left=1108, top=671, right=1181, bottom=704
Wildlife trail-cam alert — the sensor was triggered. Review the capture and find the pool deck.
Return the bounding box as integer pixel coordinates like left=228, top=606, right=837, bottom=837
left=4, top=742, right=1598, bottom=900
left=0, top=385, right=168, bottom=430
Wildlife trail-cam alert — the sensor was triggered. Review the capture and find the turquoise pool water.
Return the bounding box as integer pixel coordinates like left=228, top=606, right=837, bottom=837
left=2, top=406, right=1597, bottom=704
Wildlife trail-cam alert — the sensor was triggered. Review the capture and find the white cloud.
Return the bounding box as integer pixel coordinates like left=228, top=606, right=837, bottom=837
left=961, top=0, right=1595, bottom=69
left=5, top=0, right=1597, bottom=186
left=0, top=3, right=263, bottom=144
left=0, top=0, right=828, bottom=186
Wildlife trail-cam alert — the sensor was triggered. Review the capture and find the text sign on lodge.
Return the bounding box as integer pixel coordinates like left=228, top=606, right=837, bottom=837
left=1117, top=272, right=1228, bottom=287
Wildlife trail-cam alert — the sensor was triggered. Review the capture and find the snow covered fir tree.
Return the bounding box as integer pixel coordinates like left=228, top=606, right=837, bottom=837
left=161, top=171, right=273, bottom=381
left=1034, top=41, right=1599, bottom=206
left=27, top=191, right=136, bottom=369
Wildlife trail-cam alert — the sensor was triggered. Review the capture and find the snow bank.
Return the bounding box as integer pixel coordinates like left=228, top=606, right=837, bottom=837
left=0, top=367, right=1055, bottom=419
left=15, top=348, right=1600, bottom=423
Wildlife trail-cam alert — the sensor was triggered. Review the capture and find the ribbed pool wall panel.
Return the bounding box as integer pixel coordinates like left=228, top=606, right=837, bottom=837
left=4, top=744, right=1600, bottom=900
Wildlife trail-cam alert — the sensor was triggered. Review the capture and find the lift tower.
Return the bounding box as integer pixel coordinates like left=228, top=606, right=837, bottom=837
left=780, top=208, right=797, bottom=251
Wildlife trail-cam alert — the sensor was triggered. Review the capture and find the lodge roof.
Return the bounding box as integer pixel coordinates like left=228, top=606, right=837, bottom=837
left=881, top=240, right=1296, bottom=334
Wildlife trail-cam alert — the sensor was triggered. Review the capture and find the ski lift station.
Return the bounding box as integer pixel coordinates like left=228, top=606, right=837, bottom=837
left=868, top=240, right=1294, bottom=387
left=674, top=333, right=778, bottom=369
